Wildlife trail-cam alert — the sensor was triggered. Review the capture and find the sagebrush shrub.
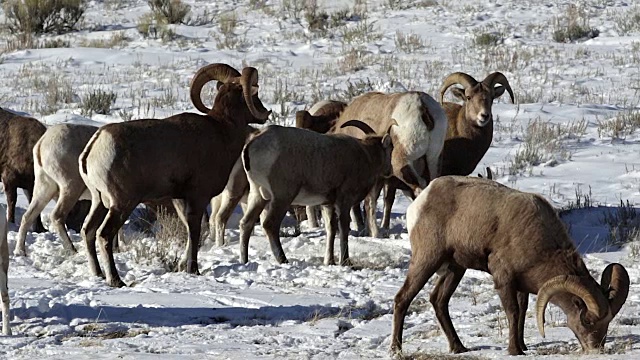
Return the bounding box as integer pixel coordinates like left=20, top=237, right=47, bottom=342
left=3, top=0, right=85, bottom=35
left=147, top=0, right=190, bottom=24
left=81, top=89, right=117, bottom=116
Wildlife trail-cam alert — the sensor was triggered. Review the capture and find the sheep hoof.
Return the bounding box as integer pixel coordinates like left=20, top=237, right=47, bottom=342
left=63, top=245, right=78, bottom=255
left=13, top=248, right=26, bottom=257
left=451, top=344, right=470, bottom=354
left=107, top=278, right=127, bottom=288
left=324, top=258, right=336, bottom=266
left=340, top=258, right=353, bottom=267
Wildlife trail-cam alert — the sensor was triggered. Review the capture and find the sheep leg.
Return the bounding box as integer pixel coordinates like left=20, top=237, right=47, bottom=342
left=429, top=265, right=469, bottom=354
left=96, top=206, right=132, bottom=287
left=48, top=186, right=86, bottom=254
left=306, top=205, right=319, bottom=228
left=1, top=222, right=10, bottom=335
left=209, top=196, right=221, bottom=245
left=495, top=281, right=525, bottom=355
left=178, top=202, right=206, bottom=275
left=517, top=291, right=529, bottom=351
left=381, top=179, right=396, bottom=233
left=391, top=256, right=443, bottom=354
left=337, top=204, right=353, bottom=266
left=15, top=178, right=57, bottom=256
left=81, top=197, right=109, bottom=278
left=24, top=188, right=46, bottom=233
left=321, top=205, right=337, bottom=265
left=261, top=199, right=290, bottom=264
left=239, top=189, right=267, bottom=264
left=0, top=269, right=8, bottom=336
left=2, top=176, right=17, bottom=224
left=364, top=179, right=383, bottom=238
left=213, top=192, right=244, bottom=247
left=350, top=204, right=365, bottom=233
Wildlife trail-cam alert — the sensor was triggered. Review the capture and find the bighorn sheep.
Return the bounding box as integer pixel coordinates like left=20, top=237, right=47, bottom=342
left=209, top=100, right=347, bottom=246
left=0, top=204, right=10, bottom=335
left=295, top=100, right=348, bottom=228
left=391, top=176, right=629, bottom=356
left=239, top=121, right=393, bottom=266
left=439, top=72, right=514, bottom=176
left=380, top=72, right=514, bottom=232
left=15, top=124, right=98, bottom=256
left=0, top=107, right=47, bottom=232
left=330, top=92, right=447, bottom=238
left=295, top=100, right=346, bottom=133
left=333, top=92, right=447, bottom=196
left=79, top=63, right=270, bottom=287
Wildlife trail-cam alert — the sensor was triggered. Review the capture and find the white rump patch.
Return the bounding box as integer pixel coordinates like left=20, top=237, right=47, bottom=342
left=406, top=180, right=435, bottom=233
left=391, top=93, right=430, bottom=160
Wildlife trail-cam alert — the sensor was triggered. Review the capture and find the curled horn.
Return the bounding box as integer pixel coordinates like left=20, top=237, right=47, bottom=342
left=240, top=67, right=271, bottom=121
left=190, top=64, right=241, bottom=114
left=536, top=275, right=609, bottom=338
left=600, top=263, right=630, bottom=318
left=439, top=72, right=478, bottom=104
left=341, top=120, right=376, bottom=135
left=482, top=72, right=515, bottom=104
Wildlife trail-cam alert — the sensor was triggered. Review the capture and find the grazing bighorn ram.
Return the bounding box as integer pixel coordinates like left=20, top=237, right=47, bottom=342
left=0, top=204, right=10, bottom=335
left=380, top=72, right=514, bottom=232
left=391, top=176, right=629, bottom=356
left=332, top=92, right=447, bottom=237
left=0, top=107, right=47, bottom=232
left=79, top=63, right=270, bottom=287
left=240, top=121, right=393, bottom=266
left=15, top=124, right=98, bottom=256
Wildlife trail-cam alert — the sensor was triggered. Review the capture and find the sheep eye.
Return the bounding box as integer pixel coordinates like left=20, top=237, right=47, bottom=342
left=466, top=96, right=471, bottom=101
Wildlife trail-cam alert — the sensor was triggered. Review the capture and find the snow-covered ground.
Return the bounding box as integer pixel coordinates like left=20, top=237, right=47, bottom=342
left=1, top=0, right=640, bottom=358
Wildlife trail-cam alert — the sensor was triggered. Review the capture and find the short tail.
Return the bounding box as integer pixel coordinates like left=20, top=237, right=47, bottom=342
left=80, top=129, right=102, bottom=176
left=34, top=139, right=43, bottom=167
left=242, top=146, right=252, bottom=172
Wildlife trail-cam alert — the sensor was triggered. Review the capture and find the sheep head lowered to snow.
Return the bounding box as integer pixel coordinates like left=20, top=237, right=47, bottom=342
left=79, top=63, right=270, bottom=287
left=391, top=176, right=629, bottom=356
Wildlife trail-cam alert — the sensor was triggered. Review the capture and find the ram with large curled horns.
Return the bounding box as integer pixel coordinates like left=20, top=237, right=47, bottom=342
left=379, top=72, right=514, bottom=233
left=391, top=176, right=629, bottom=356
left=78, top=64, right=271, bottom=287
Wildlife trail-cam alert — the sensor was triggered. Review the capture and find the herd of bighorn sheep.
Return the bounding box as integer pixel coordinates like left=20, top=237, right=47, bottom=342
left=0, top=63, right=630, bottom=356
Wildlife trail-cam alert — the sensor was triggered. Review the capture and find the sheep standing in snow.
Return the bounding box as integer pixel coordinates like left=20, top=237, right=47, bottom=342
left=0, top=108, right=47, bottom=232
left=332, top=91, right=447, bottom=237
left=15, top=124, right=98, bottom=256
left=79, top=64, right=270, bottom=287
left=209, top=100, right=347, bottom=246
left=380, top=72, right=514, bottom=232
left=0, top=204, right=10, bottom=335
left=391, top=176, right=629, bottom=356
left=240, top=121, right=394, bottom=266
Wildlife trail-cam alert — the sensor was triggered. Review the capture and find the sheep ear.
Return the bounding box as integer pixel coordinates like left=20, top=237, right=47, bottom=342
left=450, top=87, right=466, bottom=101
left=382, top=133, right=392, bottom=148
left=493, top=85, right=506, bottom=99
left=216, top=81, right=224, bottom=90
